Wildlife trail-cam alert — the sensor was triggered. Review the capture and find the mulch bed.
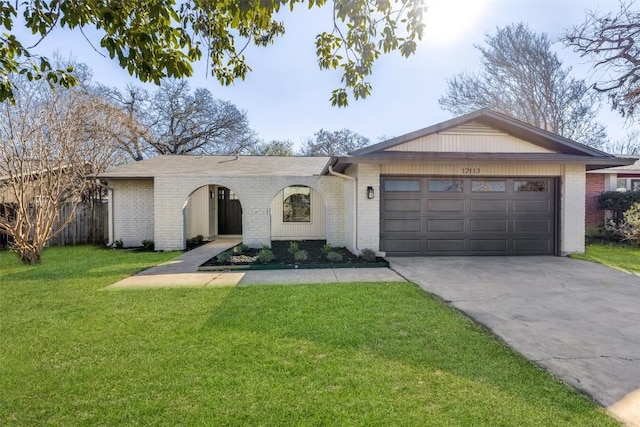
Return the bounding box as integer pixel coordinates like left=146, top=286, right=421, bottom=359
left=199, top=240, right=387, bottom=270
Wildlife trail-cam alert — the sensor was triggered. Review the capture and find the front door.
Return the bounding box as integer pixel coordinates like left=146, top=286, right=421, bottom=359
left=217, top=187, right=242, bottom=235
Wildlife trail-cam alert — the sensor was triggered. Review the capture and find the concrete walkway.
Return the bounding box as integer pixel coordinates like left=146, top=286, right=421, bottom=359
left=389, top=256, right=640, bottom=426
left=107, top=238, right=405, bottom=289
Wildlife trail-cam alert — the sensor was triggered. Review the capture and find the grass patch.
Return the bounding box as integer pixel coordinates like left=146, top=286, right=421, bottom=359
left=571, top=243, right=640, bottom=273
left=0, top=247, right=618, bottom=426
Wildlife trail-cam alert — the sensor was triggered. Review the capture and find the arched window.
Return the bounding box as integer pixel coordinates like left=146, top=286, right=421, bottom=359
left=283, top=186, right=311, bottom=222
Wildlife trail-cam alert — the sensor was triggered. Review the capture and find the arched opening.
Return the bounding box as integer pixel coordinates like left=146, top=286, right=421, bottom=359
left=185, top=184, right=243, bottom=241
left=270, top=185, right=326, bottom=241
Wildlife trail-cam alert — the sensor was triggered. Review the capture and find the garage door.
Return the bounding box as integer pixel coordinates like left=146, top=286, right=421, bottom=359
left=381, top=177, right=557, bottom=256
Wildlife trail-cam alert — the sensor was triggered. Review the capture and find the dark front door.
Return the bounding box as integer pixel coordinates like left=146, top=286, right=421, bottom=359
left=217, top=187, right=242, bottom=235
left=381, top=176, right=557, bottom=256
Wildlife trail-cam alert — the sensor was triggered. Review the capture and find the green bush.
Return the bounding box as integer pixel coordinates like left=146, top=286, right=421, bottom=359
left=326, top=251, right=343, bottom=263
left=360, top=248, right=376, bottom=262
left=233, top=244, right=249, bottom=254
left=141, top=239, right=155, bottom=251
left=293, top=250, right=308, bottom=262
left=321, top=243, right=333, bottom=256
left=597, top=191, right=640, bottom=224
left=216, top=251, right=232, bottom=264
left=257, top=245, right=275, bottom=263
left=288, top=241, right=300, bottom=255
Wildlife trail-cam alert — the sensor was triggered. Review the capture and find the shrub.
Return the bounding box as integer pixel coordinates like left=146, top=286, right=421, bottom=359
left=293, top=250, right=308, bottom=262
left=257, top=245, right=275, bottom=263
left=288, top=241, right=300, bottom=255
left=321, top=243, right=333, bottom=256
left=597, top=191, right=640, bottom=225
left=216, top=251, right=232, bottom=264
left=326, top=251, right=343, bottom=263
left=233, top=244, right=249, bottom=254
left=360, top=248, right=377, bottom=262
left=608, top=202, right=640, bottom=246
left=141, top=239, right=155, bottom=251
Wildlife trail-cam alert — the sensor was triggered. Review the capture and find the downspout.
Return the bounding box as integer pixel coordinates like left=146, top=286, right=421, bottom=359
left=95, top=179, right=114, bottom=246
left=328, top=166, right=358, bottom=253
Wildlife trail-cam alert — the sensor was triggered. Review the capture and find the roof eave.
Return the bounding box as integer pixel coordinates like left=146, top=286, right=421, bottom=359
left=350, top=108, right=614, bottom=158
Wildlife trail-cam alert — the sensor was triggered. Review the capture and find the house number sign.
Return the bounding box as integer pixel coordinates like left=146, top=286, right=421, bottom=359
left=461, top=167, right=481, bottom=174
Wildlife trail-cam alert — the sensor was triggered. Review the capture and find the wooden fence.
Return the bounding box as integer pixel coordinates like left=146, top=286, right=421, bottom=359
left=1, top=200, right=108, bottom=248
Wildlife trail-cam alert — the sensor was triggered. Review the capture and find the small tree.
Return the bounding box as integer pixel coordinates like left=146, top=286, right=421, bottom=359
left=608, top=203, right=640, bottom=246
left=0, top=77, right=114, bottom=263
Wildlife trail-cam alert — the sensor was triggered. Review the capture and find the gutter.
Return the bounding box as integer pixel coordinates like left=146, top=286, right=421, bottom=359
left=95, top=179, right=115, bottom=246
left=327, top=165, right=358, bottom=253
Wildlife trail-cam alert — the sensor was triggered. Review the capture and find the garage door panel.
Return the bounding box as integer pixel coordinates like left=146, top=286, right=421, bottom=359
left=513, top=239, right=553, bottom=253
left=381, top=176, right=556, bottom=256
left=470, top=200, right=507, bottom=213
left=471, top=219, right=508, bottom=232
left=513, top=220, right=551, bottom=233
left=513, top=200, right=551, bottom=214
left=382, top=239, right=421, bottom=253
left=470, top=239, right=508, bottom=252
left=383, top=219, right=421, bottom=232
left=428, top=219, right=465, bottom=232
left=383, top=199, right=421, bottom=212
left=427, top=240, right=465, bottom=252
left=427, top=199, right=465, bottom=212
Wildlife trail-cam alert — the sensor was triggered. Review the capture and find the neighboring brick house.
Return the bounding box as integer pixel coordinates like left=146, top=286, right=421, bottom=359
left=99, top=109, right=631, bottom=256
left=586, top=158, right=640, bottom=229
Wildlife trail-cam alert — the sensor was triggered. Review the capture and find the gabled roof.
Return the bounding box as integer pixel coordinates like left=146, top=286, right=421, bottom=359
left=351, top=109, right=612, bottom=157
left=99, top=155, right=332, bottom=179
left=325, top=109, right=634, bottom=173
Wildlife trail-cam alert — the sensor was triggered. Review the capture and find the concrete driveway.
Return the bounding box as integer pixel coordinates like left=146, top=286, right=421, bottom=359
left=388, top=256, right=640, bottom=423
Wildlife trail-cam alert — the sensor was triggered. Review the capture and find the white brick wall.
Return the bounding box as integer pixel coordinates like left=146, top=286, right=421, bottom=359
left=561, top=164, right=586, bottom=255
left=150, top=175, right=344, bottom=251
left=111, top=179, right=154, bottom=247
left=354, top=164, right=381, bottom=253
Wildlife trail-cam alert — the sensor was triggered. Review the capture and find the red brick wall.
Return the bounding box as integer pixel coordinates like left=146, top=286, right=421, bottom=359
left=585, top=174, right=605, bottom=228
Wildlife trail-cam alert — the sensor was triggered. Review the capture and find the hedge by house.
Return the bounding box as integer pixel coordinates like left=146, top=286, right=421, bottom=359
left=597, top=191, right=640, bottom=224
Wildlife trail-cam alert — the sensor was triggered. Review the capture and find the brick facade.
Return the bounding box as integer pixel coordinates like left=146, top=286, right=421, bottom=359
left=111, top=175, right=344, bottom=251
left=111, top=179, right=154, bottom=247
left=585, top=173, right=605, bottom=229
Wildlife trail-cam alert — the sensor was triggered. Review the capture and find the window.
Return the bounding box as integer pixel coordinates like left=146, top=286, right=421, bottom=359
left=428, top=180, right=463, bottom=192
left=617, top=179, right=628, bottom=192
left=472, top=180, right=505, bottom=192
left=614, top=178, right=640, bottom=192
left=283, top=186, right=311, bottom=222
left=514, top=181, right=548, bottom=192
left=384, top=180, right=420, bottom=192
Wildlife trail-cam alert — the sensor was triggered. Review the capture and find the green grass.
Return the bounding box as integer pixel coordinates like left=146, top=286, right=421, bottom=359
left=571, top=242, right=640, bottom=273
left=1, top=247, right=618, bottom=426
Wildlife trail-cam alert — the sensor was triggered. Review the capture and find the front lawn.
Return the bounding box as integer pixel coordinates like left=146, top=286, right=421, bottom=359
left=0, top=247, right=618, bottom=426
left=571, top=243, right=640, bottom=273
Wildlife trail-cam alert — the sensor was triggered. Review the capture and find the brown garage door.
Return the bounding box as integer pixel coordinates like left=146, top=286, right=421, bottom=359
left=381, top=177, right=557, bottom=256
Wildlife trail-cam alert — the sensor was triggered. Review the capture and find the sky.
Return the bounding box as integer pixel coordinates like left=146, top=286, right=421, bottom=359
left=14, top=0, right=639, bottom=149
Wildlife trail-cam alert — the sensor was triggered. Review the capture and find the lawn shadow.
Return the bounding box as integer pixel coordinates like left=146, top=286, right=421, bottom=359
left=203, top=282, right=601, bottom=414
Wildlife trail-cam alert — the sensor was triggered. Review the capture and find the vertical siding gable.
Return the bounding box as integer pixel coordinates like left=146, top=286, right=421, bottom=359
left=385, top=121, right=555, bottom=153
